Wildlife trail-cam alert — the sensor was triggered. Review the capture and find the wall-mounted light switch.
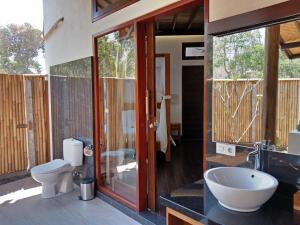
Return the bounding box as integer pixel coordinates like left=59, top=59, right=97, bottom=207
left=216, top=142, right=236, bottom=156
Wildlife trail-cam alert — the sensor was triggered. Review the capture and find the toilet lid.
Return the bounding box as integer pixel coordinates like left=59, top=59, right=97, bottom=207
left=31, top=159, right=71, bottom=174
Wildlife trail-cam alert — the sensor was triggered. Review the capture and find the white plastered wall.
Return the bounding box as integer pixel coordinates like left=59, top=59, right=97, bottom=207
left=156, top=36, right=204, bottom=125
left=44, top=0, right=290, bottom=69
left=43, top=0, right=181, bottom=71
left=209, top=0, right=288, bottom=22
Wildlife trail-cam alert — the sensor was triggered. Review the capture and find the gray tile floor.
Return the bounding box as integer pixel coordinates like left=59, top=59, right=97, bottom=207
left=0, top=177, right=141, bottom=225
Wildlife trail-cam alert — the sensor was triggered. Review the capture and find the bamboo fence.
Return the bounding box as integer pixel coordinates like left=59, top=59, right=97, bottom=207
left=212, top=79, right=300, bottom=147
left=0, top=74, right=49, bottom=175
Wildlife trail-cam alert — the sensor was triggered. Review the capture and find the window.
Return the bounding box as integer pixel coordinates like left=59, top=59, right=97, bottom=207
left=92, top=0, right=139, bottom=22
left=182, top=42, right=205, bottom=60
left=212, top=28, right=265, bottom=145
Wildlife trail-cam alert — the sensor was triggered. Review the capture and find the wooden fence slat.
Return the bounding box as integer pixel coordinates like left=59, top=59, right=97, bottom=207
left=0, top=74, right=49, bottom=175
left=213, top=79, right=300, bottom=148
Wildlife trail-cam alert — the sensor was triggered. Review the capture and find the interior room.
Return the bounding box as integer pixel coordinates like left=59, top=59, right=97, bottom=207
left=154, top=4, right=204, bottom=214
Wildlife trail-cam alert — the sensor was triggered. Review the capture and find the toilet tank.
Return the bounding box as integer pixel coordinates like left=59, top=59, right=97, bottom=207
left=63, top=138, right=83, bottom=166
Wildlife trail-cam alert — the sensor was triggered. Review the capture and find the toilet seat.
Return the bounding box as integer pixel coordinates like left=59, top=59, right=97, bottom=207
left=31, top=159, right=71, bottom=175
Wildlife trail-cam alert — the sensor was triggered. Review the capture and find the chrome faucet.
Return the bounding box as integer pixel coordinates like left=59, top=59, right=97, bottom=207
left=247, top=140, right=276, bottom=170
left=247, top=142, right=262, bottom=170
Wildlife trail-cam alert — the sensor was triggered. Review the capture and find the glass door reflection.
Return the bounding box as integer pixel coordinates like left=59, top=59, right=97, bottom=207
left=97, top=25, right=137, bottom=203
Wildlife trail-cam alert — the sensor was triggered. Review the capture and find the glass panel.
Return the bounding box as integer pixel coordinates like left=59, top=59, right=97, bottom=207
left=97, top=25, right=137, bottom=203
left=276, top=20, right=300, bottom=153
left=212, top=29, right=265, bottom=145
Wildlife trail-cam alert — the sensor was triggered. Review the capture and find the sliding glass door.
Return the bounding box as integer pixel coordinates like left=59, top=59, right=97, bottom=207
left=96, top=25, right=137, bottom=204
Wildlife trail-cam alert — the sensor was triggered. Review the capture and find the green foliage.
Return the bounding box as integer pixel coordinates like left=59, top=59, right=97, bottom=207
left=213, top=28, right=300, bottom=79
left=97, top=29, right=135, bottom=78
left=279, top=51, right=300, bottom=78
left=213, top=30, right=264, bottom=79
left=0, top=23, right=43, bottom=74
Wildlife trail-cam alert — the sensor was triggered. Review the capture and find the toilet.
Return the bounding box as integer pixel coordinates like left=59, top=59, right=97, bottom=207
left=31, top=138, right=83, bottom=198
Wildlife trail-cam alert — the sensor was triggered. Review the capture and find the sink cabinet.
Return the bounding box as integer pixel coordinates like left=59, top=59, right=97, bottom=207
left=166, top=208, right=204, bottom=225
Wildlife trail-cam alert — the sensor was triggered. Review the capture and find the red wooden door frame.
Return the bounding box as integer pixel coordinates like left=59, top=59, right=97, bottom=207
left=92, top=0, right=205, bottom=212
left=92, top=22, right=147, bottom=211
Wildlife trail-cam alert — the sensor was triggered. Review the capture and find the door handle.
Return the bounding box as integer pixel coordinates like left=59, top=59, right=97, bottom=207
left=149, top=121, right=158, bottom=129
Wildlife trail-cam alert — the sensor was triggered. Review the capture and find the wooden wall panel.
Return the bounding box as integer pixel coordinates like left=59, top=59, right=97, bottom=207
left=49, top=57, right=93, bottom=159
left=0, top=74, right=27, bottom=174
left=50, top=76, right=93, bottom=158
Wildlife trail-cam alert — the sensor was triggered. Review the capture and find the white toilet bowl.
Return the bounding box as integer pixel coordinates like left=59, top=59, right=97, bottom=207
left=31, top=138, right=83, bottom=198
left=31, top=159, right=74, bottom=198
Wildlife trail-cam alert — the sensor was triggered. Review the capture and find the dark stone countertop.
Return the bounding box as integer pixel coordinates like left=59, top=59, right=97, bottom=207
left=159, top=180, right=300, bottom=225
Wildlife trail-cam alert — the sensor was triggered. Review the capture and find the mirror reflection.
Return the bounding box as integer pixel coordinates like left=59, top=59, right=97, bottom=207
left=97, top=25, right=137, bottom=203
left=212, top=19, right=300, bottom=155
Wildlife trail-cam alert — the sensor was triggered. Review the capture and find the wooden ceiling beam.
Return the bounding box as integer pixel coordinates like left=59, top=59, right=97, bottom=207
left=172, top=14, right=179, bottom=30
left=187, top=8, right=199, bottom=31
left=280, top=36, right=293, bottom=59
left=291, top=53, right=300, bottom=59
left=155, top=28, right=204, bottom=36
left=281, top=40, right=300, bottom=49
left=295, top=21, right=300, bottom=33
left=156, top=21, right=160, bottom=32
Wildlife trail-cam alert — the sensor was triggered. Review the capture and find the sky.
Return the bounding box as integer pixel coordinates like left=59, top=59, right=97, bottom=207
left=0, top=0, right=45, bottom=73
left=0, top=0, right=43, bottom=29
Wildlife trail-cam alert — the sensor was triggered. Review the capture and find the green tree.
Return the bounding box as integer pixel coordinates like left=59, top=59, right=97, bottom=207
left=98, top=28, right=135, bottom=78
left=0, top=23, right=43, bottom=74
left=279, top=51, right=300, bottom=78
left=213, top=28, right=300, bottom=79
left=213, top=29, right=265, bottom=79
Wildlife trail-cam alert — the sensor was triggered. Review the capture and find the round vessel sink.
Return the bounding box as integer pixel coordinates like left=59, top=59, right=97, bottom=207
left=204, top=167, right=278, bottom=212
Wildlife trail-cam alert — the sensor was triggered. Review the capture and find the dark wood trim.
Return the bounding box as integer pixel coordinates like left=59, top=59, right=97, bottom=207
left=135, top=22, right=148, bottom=211
left=146, top=22, right=157, bottom=211
left=280, top=36, right=294, bottom=59
left=182, top=42, right=205, bottom=60
left=92, top=0, right=139, bottom=22
left=203, top=0, right=209, bottom=172
left=156, top=29, right=204, bottom=36
left=207, top=0, right=300, bottom=36
left=281, top=41, right=300, bottom=49
left=172, top=14, right=179, bottom=30
left=187, top=7, right=200, bottom=30
left=93, top=0, right=203, bottom=38
left=44, top=79, right=50, bottom=162
left=262, top=25, right=280, bottom=144
left=292, top=53, right=300, bottom=59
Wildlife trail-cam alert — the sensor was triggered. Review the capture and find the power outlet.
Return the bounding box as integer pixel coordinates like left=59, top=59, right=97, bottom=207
left=216, top=142, right=236, bottom=156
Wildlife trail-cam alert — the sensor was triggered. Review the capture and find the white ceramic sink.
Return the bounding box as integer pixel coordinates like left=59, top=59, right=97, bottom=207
left=204, top=167, right=278, bottom=212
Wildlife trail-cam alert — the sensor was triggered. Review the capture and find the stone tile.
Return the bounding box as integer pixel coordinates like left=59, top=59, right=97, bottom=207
left=0, top=177, right=140, bottom=225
